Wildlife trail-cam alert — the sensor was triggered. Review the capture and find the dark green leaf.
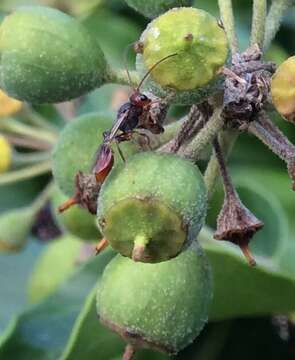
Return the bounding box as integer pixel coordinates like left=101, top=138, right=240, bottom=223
left=200, top=229, right=295, bottom=321
left=0, top=249, right=115, bottom=360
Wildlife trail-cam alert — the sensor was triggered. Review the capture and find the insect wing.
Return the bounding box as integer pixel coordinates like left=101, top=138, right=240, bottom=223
left=108, top=102, right=131, bottom=140
left=93, top=143, right=114, bottom=183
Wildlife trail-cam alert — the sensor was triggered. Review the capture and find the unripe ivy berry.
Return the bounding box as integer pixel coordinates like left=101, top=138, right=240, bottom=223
left=271, top=56, right=295, bottom=123
left=0, top=90, right=22, bottom=117
left=0, top=6, right=107, bottom=103
left=97, top=242, right=212, bottom=355
left=137, top=7, right=228, bottom=104
left=0, top=207, right=35, bottom=252
left=52, top=113, right=139, bottom=197
left=97, top=152, right=207, bottom=263
left=51, top=187, right=101, bottom=242
left=0, top=135, right=12, bottom=173
left=125, top=0, right=192, bottom=19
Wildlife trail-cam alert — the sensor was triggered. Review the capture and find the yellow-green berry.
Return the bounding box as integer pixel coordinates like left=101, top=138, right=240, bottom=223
left=140, top=7, right=228, bottom=92
left=271, top=56, right=295, bottom=123
left=125, top=0, right=192, bottom=19
left=0, top=134, right=12, bottom=173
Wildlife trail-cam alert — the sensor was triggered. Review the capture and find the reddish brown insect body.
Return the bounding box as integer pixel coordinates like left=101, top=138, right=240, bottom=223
left=58, top=53, right=177, bottom=217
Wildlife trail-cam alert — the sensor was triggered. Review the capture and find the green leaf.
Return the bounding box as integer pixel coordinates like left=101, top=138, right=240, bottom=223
left=27, top=235, right=83, bottom=305
left=0, top=241, right=43, bottom=333
left=200, top=228, right=295, bottom=321
left=0, top=178, right=47, bottom=213
left=82, top=9, right=140, bottom=68
left=0, top=249, right=115, bottom=360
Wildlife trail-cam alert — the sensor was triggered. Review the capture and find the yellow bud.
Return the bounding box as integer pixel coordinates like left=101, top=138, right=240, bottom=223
left=0, top=135, right=12, bottom=173
left=0, top=90, right=22, bottom=117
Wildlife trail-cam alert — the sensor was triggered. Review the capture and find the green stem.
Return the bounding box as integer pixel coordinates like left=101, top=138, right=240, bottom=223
left=263, top=0, right=294, bottom=51
left=218, top=0, right=239, bottom=53
left=105, top=67, right=140, bottom=88
left=22, top=105, right=60, bottom=133
left=204, top=131, right=238, bottom=200
left=0, top=118, right=57, bottom=145
left=250, top=0, right=267, bottom=48
left=12, top=150, right=51, bottom=166
left=181, top=107, right=224, bottom=160
left=0, top=160, right=52, bottom=185
left=132, top=234, right=148, bottom=262
left=31, top=180, right=55, bottom=213
left=153, top=117, right=187, bottom=150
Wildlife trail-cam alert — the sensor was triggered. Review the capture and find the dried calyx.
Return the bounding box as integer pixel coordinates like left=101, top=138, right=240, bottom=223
left=222, top=44, right=275, bottom=126
left=213, top=138, right=263, bottom=266
left=58, top=172, right=100, bottom=215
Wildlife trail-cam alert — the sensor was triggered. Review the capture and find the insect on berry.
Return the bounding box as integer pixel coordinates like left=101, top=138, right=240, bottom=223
left=57, top=54, right=176, bottom=221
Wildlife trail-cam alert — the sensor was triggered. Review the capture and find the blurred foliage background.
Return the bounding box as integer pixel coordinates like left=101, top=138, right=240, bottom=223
left=0, top=0, right=295, bottom=359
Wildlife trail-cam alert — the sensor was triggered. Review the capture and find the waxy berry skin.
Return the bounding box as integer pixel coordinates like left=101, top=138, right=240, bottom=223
left=97, top=152, right=207, bottom=263
left=0, top=6, right=107, bottom=103
left=97, top=242, right=212, bottom=354
left=271, top=56, right=295, bottom=123
left=141, top=7, right=228, bottom=91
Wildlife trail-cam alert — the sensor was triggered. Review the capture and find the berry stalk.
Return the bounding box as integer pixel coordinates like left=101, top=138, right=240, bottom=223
left=250, top=0, right=267, bottom=48
left=218, top=0, right=239, bottom=53
left=264, top=0, right=295, bottom=51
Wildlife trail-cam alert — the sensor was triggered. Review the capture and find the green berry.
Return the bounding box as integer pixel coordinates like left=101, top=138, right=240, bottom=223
left=97, top=152, right=207, bottom=263
left=0, top=207, right=35, bottom=252
left=51, top=186, right=101, bottom=242
left=97, top=242, right=212, bottom=354
left=140, top=7, right=228, bottom=91
left=52, top=112, right=140, bottom=197
left=0, top=6, right=107, bottom=103
left=27, top=235, right=81, bottom=304
left=125, top=0, right=192, bottom=19
left=271, top=56, right=295, bottom=123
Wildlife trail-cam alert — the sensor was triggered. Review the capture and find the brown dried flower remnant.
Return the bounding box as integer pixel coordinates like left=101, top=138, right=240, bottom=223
left=58, top=172, right=100, bottom=215
left=212, top=138, right=263, bottom=266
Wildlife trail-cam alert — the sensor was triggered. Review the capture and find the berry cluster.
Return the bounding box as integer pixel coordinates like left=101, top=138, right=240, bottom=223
left=0, top=1, right=294, bottom=359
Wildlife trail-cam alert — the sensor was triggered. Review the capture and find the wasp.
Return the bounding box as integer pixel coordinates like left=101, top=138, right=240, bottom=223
left=58, top=53, right=177, bottom=215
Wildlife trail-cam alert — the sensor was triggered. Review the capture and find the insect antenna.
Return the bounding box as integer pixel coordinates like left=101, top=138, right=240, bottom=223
left=136, top=53, right=178, bottom=91
left=123, top=43, right=138, bottom=92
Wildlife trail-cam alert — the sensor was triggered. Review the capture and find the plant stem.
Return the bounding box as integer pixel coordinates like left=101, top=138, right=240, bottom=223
left=161, top=104, right=209, bottom=153
left=123, top=344, right=136, bottom=360
left=0, top=160, right=52, bottom=185
left=153, top=117, right=186, bottom=150
left=263, top=0, right=294, bottom=51
left=212, top=137, right=236, bottom=198
left=218, top=0, right=239, bottom=53
left=22, top=105, right=60, bottom=133
left=250, top=0, right=267, bottom=48
left=12, top=151, right=51, bottom=166
left=181, top=106, right=224, bottom=160
left=31, top=180, right=55, bottom=213
left=0, top=118, right=57, bottom=145
left=204, top=131, right=238, bottom=200
left=4, top=134, right=52, bottom=151
left=106, top=68, right=140, bottom=88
